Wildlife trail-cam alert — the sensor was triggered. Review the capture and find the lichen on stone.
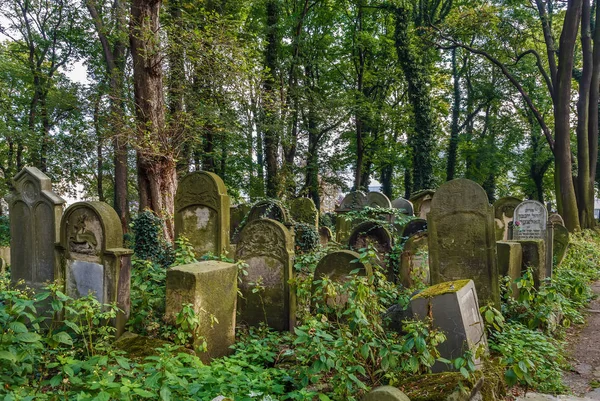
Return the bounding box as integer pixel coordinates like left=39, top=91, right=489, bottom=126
left=412, top=279, right=472, bottom=299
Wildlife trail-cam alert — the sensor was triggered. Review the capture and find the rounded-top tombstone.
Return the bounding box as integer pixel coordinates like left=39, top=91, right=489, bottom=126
left=175, top=172, right=230, bottom=257
left=401, top=219, right=427, bottom=239
left=337, top=191, right=368, bottom=212
left=348, top=221, right=393, bottom=279
left=410, top=189, right=435, bottom=219
left=427, top=179, right=499, bottom=308
left=391, top=197, right=414, bottom=216
left=247, top=200, right=290, bottom=225
left=493, top=196, right=521, bottom=241
left=289, top=197, right=318, bottom=228
left=319, top=226, right=333, bottom=246
left=366, top=192, right=392, bottom=209
left=549, top=213, right=565, bottom=227
left=512, top=200, right=548, bottom=240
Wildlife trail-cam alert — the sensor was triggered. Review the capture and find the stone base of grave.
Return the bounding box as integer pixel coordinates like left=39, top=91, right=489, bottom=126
left=496, top=241, right=522, bottom=298
left=515, top=239, right=546, bottom=288
left=166, top=261, right=237, bottom=363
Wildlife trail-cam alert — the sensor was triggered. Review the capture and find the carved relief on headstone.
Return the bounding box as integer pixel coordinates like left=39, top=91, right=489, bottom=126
left=549, top=213, right=565, bottom=227
left=175, top=172, right=230, bottom=257
left=7, top=167, right=65, bottom=290
left=236, top=218, right=295, bottom=331
left=337, top=191, right=368, bottom=212
left=366, top=192, right=392, bottom=209
left=58, top=202, right=133, bottom=337
left=428, top=179, right=500, bottom=308
left=409, top=190, right=435, bottom=220
left=348, top=221, right=393, bottom=280
left=247, top=200, right=291, bottom=225
left=512, top=200, right=553, bottom=278
left=391, top=197, right=415, bottom=216
left=493, top=196, right=521, bottom=240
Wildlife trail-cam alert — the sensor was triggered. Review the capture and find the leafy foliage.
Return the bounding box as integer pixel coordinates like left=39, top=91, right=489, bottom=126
left=131, top=210, right=174, bottom=267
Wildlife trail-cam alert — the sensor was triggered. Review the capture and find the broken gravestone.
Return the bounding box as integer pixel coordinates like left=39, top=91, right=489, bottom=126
left=58, top=201, right=133, bottom=337
left=175, top=172, right=230, bottom=258
left=399, top=232, right=429, bottom=288
left=493, top=196, right=521, bottom=241
left=236, top=218, right=295, bottom=331
left=348, top=221, right=393, bottom=280
left=410, top=190, right=435, bottom=220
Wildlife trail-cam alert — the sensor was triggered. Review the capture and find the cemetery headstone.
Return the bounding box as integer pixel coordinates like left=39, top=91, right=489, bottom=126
left=410, top=279, right=488, bottom=373
left=496, top=241, right=522, bottom=298
left=549, top=213, right=565, bottom=227
left=391, top=197, right=415, bottom=216
left=493, top=196, right=521, bottom=241
left=165, top=260, right=237, bottom=362
left=362, top=386, right=410, bottom=401
left=58, top=201, right=133, bottom=336
left=399, top=232, right=429, bottom=288
left=348, top=221, right=393, bottom=280
left=8, top=167, right=65, bottom=291
left=319, top=226, right=333, bottom=246
left=400, top=219, right=427, bottom=239
left=0, top=246, right=10, bottom=268
left=553, top=224, right=569, bottom=267
left=230, top=203, right=251, bottom=244
left=236, top=218, right=295, bottom=331
left=289, top=197, right=319, bottom=228
left=336, top=191, right=367, bottom=243
left=512, top=200, right=552, bottom=279
left=409, top=189, right=435, bottom=220
left=366, top=192, right=392, bottom=208
left=427, top=179, right=500, bottom=308
left=175, top=172, right=230, bottom=257
left=247, top=200, right=291, bottom=225
left=517, top=239, right=546, bottom=288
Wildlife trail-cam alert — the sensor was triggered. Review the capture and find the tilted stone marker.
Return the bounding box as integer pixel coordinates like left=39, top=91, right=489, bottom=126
left=400, top=218, right=427, bottom=239
left=175, top=172, right=230, bottom=258
left=512, top=200, right=553, bottom=278
left=58, top=202, right=133, bottom=336
left=236, top=218, right=295, bottom=331
left=335, top=191, right=367, bottom=243
left=165, top=260, right=237, bottom=362
left=366, top=192, right=392, bottom=208
left=318, top=226, right=333, bottom=246
left=410, top=189, right=435, bottom=220
left=410, top=279, right=488, bottom=373
left=493, top=196, right=521, bottom=241
left=362, top=386, right=410, bottom=401
left=548, top=213, right=565, bottom=227
left=428, top=179, right=500, bottom=308
left=348, top=221, right=393, bottom=280
left=289, top=197, right=319, bottom=229
left=552, top=224, right=569, bottom=267
left=247, top=199, right=290, bottom=225
left=399, top=232, right=429, bottom=288
left=391, top=197, right=414, bottom=216
left=496, top=241, right=522, bottom=298
left=8, top=167, right=65, bottom=290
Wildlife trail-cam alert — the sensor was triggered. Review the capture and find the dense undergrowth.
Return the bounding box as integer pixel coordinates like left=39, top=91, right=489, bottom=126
left=1, top=224, right=600, bottom=400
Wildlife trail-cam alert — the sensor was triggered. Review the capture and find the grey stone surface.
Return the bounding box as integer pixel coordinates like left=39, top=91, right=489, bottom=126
left=367, top=192, right=392, bottom=208
left=553, top=224, right=570, bottom=267
left=391, top=197, right=415, bottom=216
left=513, top=200, right=548, bottom=240
left=496, top=241, right=522, bottom=298
left=66, top=260, right=104, bottom=303
left=318, top=226, right=333, bottom=246
left=248, top=200, right=290, bottom=225
left=493, top=196, right=521, bottom=241
left=362, top=386, right=410, bottom=401
left=410, top=190, right=435, bottom=220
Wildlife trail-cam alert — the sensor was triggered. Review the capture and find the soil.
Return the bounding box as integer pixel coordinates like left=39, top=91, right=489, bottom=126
left=562, top=281, right=600, bottom=399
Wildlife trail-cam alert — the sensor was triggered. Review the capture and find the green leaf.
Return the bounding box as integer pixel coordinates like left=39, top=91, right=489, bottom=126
left=133, top=388, right=156, bottom=398
left=318, top=395, right=332, bottom=401
left=0, top=350, right=17, bottom=362
left=14, top=332, right=41, bottom=343
left=52, top=332, right=73, bottom=346
left=115, top=356, right=130, bottom=370
left=8, top=321, right=28, bottom=333
left=160, top=385, right=171, bottom=401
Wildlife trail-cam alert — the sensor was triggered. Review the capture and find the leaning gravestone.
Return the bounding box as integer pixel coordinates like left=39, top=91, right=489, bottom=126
left=58, top=202, right=133, bottom=337
left=512, top=200, right=552, bottom=278
left=399, top=232, right=429, bottom=288
left=247, top=200, right=290, bottom=225
left=553, top=224, right=569, bottom=267
left=175, top=172, right=230, bottom=258
left=391, top=197, right=415, bottom=216
left=493, top=196, right=521, bottom=241
left=289, top=197, right=318, bottom=229
left=236, top=218, right=295, bottom=331
left=410, top=279, right=488, bottom=373
left=335, top=191, right=367, bottom=243
left=8, top=167, right=65, bottom=290
left=410, top=190, right=435, bottom=220
left=549, top=213, right=565, bottom=227
left=366, top=192, right=392, bottom=209
left=428, top=179, right=500, bottom=308
left=319, top=226, right=333, bottom=246
left=348, top=221, right=393, bottom=280
left=496, top=241, right=522, bottom=298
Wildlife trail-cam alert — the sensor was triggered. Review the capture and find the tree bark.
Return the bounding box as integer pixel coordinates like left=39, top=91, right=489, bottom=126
left=446, top=47, right=461, bottom=181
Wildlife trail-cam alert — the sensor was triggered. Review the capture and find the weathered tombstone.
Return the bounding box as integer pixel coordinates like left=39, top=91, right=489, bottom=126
left=496, top=241, right=522, bottom=298
left=366, top=192, right=392, bottom=209
left=399, top=232, right=429, bottom=288
left=338, top=191, right=368, bottom=211
left=553, top=224, right=569, bottom=267
left=517, top=239, right=546, bottom=288
left=512, top=200, right=552, bottom=279
left=289, top=197, right=318, bottom=229
left=165, top=260, right=237, bottom=362
left=362, top=386, right=410, bottom=401
left=400, top=219, right=427, bottom=239
left=410, top=190, right=435, bottom=220
left=8, top=167, right=65, bottom=291
left=549, top=213, right=565, bottom=227
left=493, top=196, right=521, bottom=241
left=175, top=172, right=230, bottom=258
left=311, top=250, right=372, bottom=309
left=410, top=279, right=488, bottom=373
left=0, top=246, right=10, bottom=268
left=230, top=204, right=251, bottom=244
left=348, top=221, right=393, bottom=280
left=247, top=200, right=290, bottom=225
left=335, top=191, right=367, bottom=243
left=428, top=179, right=500, bottom=308
left=319, top=226, right=333, bottom=246
left=58, top=202, right=133, bottom=336
left=391, top=197, right=415, bottom=216
left=236, top=218, right=295, bottom=331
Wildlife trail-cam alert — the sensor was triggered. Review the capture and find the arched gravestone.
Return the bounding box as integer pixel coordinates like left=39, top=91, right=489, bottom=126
left=399, top=232, right=429, bottom=288
left=553, top=224, right=569, bottom=267
left=335, top=191, right=368, bottom=243
left=400, top=219, right=427, bottom=239
left=8, top=167, right=65, bottom=290
left=391, top=197, right=415, bottom=216
left=58, top=202, right=133, bottom=336
left=410, top=189, right=435, bottom=220
left=175, top=172, right=230, bottom=257
left=319, top=226, right=333, bottom=246
left=348, top=221, right=393, bottom=280
left=247, top=200, right=290, bottom=225
left=428, top=179, right=500, bottom=308
left=366, top=192, right=392, bottom=209
left=512, top=200, right=552, bottom=278
left=493, top=196, right=521, bottom=241
left=236, top=218, right=295, bottom=331
left=338, top=191, right=368, bottom=212
left=289, top=197, right=318, bottom=228
left=311, top=250, right=372, bottom=309
left=549, top=213, right=565, bottom=227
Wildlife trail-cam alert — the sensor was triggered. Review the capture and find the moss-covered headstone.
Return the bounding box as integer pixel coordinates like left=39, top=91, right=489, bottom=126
left=175, top=172, right=230, bottom=258
left=549, top=212, right=565, bottom=227
left=348, top=221, right=393, bottom=280
left=319, top=226, right=333, bottom=246
left=391, top=197, right=415, bottom=216
left=57, top=202, right=133, bottom=337
left=362, top=386, right=410, bottom=401
left=410, top=189, right=435, bottom=220
left=410, top=279, right=488, bottom=373
left=335, top=191, right=367, bottom=243
left=399, top=232, right=429, bottom=288
left=493, top=196, right=521, bottom=241
left=165, top=261, right=237, bottom=362
left=367, top=192, right=392, bottom=208
left=428, top=179, right=499, bottom=308
left=517, top=239, right=546, bottom=288
left=236, top=218, right=295, bottom=331
left=553, top=224, right=569, bottom=267
left=496, top=241, right=522, bottom=297
left=8, top=167, right=65, bottom=291
left=289, top=197, right=318, bottom=229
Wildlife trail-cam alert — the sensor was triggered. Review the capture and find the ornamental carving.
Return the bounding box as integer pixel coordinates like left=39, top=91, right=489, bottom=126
left=237, top=221, right=289, bottom=263
left=175, top=174, right=219, bottom=213
left=68, top=213, right=99, bottom=255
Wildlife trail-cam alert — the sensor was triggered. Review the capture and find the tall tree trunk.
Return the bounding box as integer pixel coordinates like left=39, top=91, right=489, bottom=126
left=446, top=47, right=461, bottom=181
left=587, top=0, right=600, bottom=224
left=93, top=94, right=105, bottom=202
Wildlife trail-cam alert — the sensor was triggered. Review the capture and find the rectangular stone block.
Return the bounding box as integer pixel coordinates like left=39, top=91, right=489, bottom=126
left=516, top=239, right=546, bottom=288
left=496, top=241, right=522, bottom=298
left=410, top=279, right=488, bottom=373
left=166, top=261, right=237, bottom=363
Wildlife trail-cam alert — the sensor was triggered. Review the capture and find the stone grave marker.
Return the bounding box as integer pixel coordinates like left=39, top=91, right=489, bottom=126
left=0, top=246, right=10, bottom=269
left=289, top=197, right=319, bottom=229
left=230, top=203, right=251, bottom=244
left=58, top=202, right=133, bottom=336
left=549, top=213, right=565, bottom=227
left=348, top=221, right=393, bottom=280
left=496, top=241, right=522, bottom=298
left=362, top=386, right=410, bottom=401
left=7, top=167, right=65, bottom=291
left=493, top=196, right=521, bottom=240
left=391, top=197, right=414, bottom=216
left=319, top=226, right=333, bottom=246
left=366, top=192, right=392, bottom=209
left=410, top=189, right=435, bottom=220
left=247, top=200, right=290, bottom=225
left=399, top=232, right=429, bottom=288
left=165, top=260, right=237, bottom=362
left=400, top=218, right=427, bottom=239
left=428, top=179, right=500, bottom=308
left=335, top=191, right=367, bottom=243
left=512, top=200, right=552, bottom=279
left=410, top=279, right=488, bottom=373
left=553, top=224, right=569, bottom=267
left=175, top=172, right=230, bottom=258
left=236, top=218, right=295, bottom=331
left=517, top=239, right=546, bottom=288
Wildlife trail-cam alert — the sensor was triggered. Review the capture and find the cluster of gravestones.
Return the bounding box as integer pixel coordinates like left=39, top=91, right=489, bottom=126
left=7, top=168, right=570, bottom=373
